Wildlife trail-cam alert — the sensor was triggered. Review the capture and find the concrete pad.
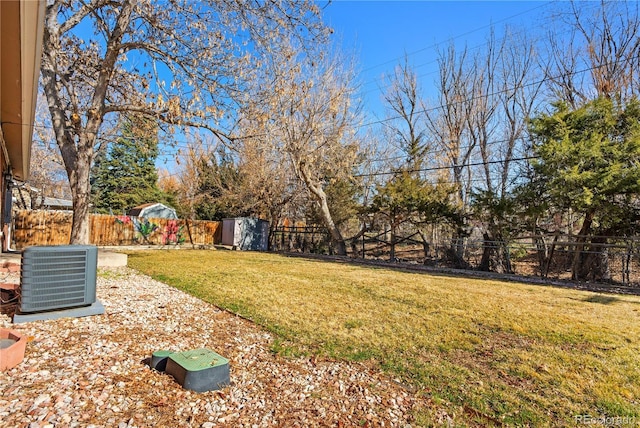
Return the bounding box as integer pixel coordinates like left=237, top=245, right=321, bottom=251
left=0, top=248, right=127, bottom=268
left=97, top=250, right=127, bottom=267
left=12, top=300, right=105, bottom=324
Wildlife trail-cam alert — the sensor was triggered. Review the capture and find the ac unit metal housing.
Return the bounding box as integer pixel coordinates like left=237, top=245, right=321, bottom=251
left=19, top=245, right=98, bottom=313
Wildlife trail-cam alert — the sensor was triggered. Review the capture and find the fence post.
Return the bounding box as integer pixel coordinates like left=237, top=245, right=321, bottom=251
left=185, top=218, right=195, bottom=249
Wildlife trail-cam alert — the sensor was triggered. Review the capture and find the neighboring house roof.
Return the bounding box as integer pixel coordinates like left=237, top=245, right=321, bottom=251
left=11, top=185, right=72, bottom=210
left=0, top=1, right=46, bottom=182
left=127, top=203, right=178, bottom=219
left=40, top=196, right=73, bottom=210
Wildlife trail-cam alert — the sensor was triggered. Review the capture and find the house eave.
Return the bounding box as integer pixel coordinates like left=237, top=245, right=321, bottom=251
left=0, top=0, right=46, bottom=182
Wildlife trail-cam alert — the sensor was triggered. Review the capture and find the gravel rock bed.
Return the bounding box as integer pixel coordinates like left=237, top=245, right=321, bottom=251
left=1, top=268, right=419, bottom=427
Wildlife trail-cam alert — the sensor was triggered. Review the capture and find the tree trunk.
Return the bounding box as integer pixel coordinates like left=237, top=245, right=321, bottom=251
left=534, top=234, right=547, bottom=274
left=70, top=188, right=91, bottom=244
left=479, top=229, right=512, bottom=274
left=41, top=1, right=134, bottom=245
left=417, top=230, right=432, bottom=265
left=571, top=211, right=594, bottom=281
left=479, top=232, right=493, bottom=272
left=389, top=221, right=397, bottom=261
left=448, top=224, right=469, bottom=269
left=536, top=232, right=559, bottom=278
left=501, top=238, right=513, bottom=274
left=318, top=196, right=347, bottom=255
left=348, top=221, right=368, bottom=258
left=66, top=145, right=93, bottom=244
left=577, top=236, right=611, bottom=282
left=298, top=162, right=346, bottom=255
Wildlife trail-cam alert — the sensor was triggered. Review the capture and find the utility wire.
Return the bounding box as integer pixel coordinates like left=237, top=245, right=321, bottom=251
left=20, top=45, right=639, bottom=143
left=359, top=1, right=553, bottom=73
left=144, top=48, right=640, bottom=157
left=353, top=155, right=538, bottom=178
left=19, top=34, right=640, bottom=176
left=358, top=51, right=640, bottom=130
left=365, top=136, right=528, bottom=165
left=358, top=1, right=606, bottom=95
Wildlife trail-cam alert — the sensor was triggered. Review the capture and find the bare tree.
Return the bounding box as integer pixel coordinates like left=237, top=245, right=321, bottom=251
left=382, top=57, right=428, bottom=172
left=424, top=43, right=474, bottom=206
left=422, top=43, right=475, bottom=266
left=465, top=31, right=500, bottom=196
left=496, top=31, right=541, bottom=197
left=174, top=141, right=209, bottom=221
left=233, top=133, right=306, bottom=233
left=543, top=26, right=588, bottom=109
left=41, top=0, right=326, bottom=243
left=470, top=30, right=542, bottom=273
left=247, top=46, right=362, bottom=255
left=544, top=0, right=640, bottom=105
left=379, top=58, right=459, bottom=261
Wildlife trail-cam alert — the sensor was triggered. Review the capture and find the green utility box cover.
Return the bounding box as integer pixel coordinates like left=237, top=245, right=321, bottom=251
left=150, top=349, right=173, bottom=371
left=164, top=348, right=230, bottom=392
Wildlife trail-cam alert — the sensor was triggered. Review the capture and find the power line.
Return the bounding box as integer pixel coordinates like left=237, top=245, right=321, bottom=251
left=163, top=44, right=638, bottom=152
left=21, top=33, right=640, bottom=174
left=353, top=155, right=538, bottom=178
left=24, top=48, right=639, bottom=170
left=21, top=33, right=640, bottom=143
left=360, top=22, right=557, bottom=96
left=359, top=1, right=553, bottom=74
left=155, top=155, right=535, bottom=208
left=16, top=2, right=562, bottom=141
left=358, top=51, right=640, bottom=130
left=358, top=1, right=607, bottom=96
left=361, top=35, right=536, bottom=98
left=157, top=136, right=534, bottom=180
left=366, top=135, right=529, bottom=166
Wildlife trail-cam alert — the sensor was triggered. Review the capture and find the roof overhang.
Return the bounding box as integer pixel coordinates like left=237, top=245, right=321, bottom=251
left=0, top=0, right=46, bottom=182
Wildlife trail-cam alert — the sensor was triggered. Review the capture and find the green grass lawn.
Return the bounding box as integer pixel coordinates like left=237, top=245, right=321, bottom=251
left=127, top=250, right=640, bottom=426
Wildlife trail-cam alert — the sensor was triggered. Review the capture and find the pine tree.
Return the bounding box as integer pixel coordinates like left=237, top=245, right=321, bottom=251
left=370, top=172, right=461, bottom=261
left=91, top=117, right=173, bottom=214
left=193, top=150, right=245, bottom=221
left=528, top=97, right=640, bottom=280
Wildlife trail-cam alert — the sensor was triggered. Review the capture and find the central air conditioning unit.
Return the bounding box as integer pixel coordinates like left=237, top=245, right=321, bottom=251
left=13, top=245, right=104, bottom=323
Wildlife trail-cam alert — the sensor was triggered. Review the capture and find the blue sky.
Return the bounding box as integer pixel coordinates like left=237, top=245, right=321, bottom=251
left=157, top=1, right=560, bottom=168
left=321, top=1, right=556, bottom=119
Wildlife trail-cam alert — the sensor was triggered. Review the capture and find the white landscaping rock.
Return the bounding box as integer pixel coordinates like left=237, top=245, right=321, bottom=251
left=0, top=267, right=418, bottom=427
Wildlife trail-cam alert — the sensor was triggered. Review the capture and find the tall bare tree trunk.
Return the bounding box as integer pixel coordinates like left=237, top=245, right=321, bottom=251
left=299, top=162, right=346, bottom=256
left=479, top=226, right=513, bottom=274
left=68, top=159, right=92, bottom=244
left=578, top=236, right=611, bottom=281
left=389, top=221, right=397, bottom=262
left=41, top=1, right=134, bottom=244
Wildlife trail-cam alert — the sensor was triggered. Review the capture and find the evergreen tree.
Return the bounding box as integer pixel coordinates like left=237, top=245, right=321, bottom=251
left=370, top=171, right=461, bottom=261
left=193, top=150, right=246, bottom=221
left=91, top=117, right=172, bottom=214
left=528, top=97, right=640, bottom=280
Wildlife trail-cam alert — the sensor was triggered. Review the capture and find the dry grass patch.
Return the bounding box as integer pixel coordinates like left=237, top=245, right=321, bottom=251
left=128, top=250, right=640, bottom=426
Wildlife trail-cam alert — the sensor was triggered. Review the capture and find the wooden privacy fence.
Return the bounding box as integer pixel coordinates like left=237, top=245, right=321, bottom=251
left=12, top=210, right=222, bottom=249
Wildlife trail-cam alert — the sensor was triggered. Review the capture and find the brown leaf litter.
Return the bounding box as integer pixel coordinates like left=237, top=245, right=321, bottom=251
left=0, top=268, right=421, bottom=427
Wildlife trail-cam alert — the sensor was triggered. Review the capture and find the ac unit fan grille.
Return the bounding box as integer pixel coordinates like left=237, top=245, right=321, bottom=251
left=20, top=246, right=98, bottom=313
